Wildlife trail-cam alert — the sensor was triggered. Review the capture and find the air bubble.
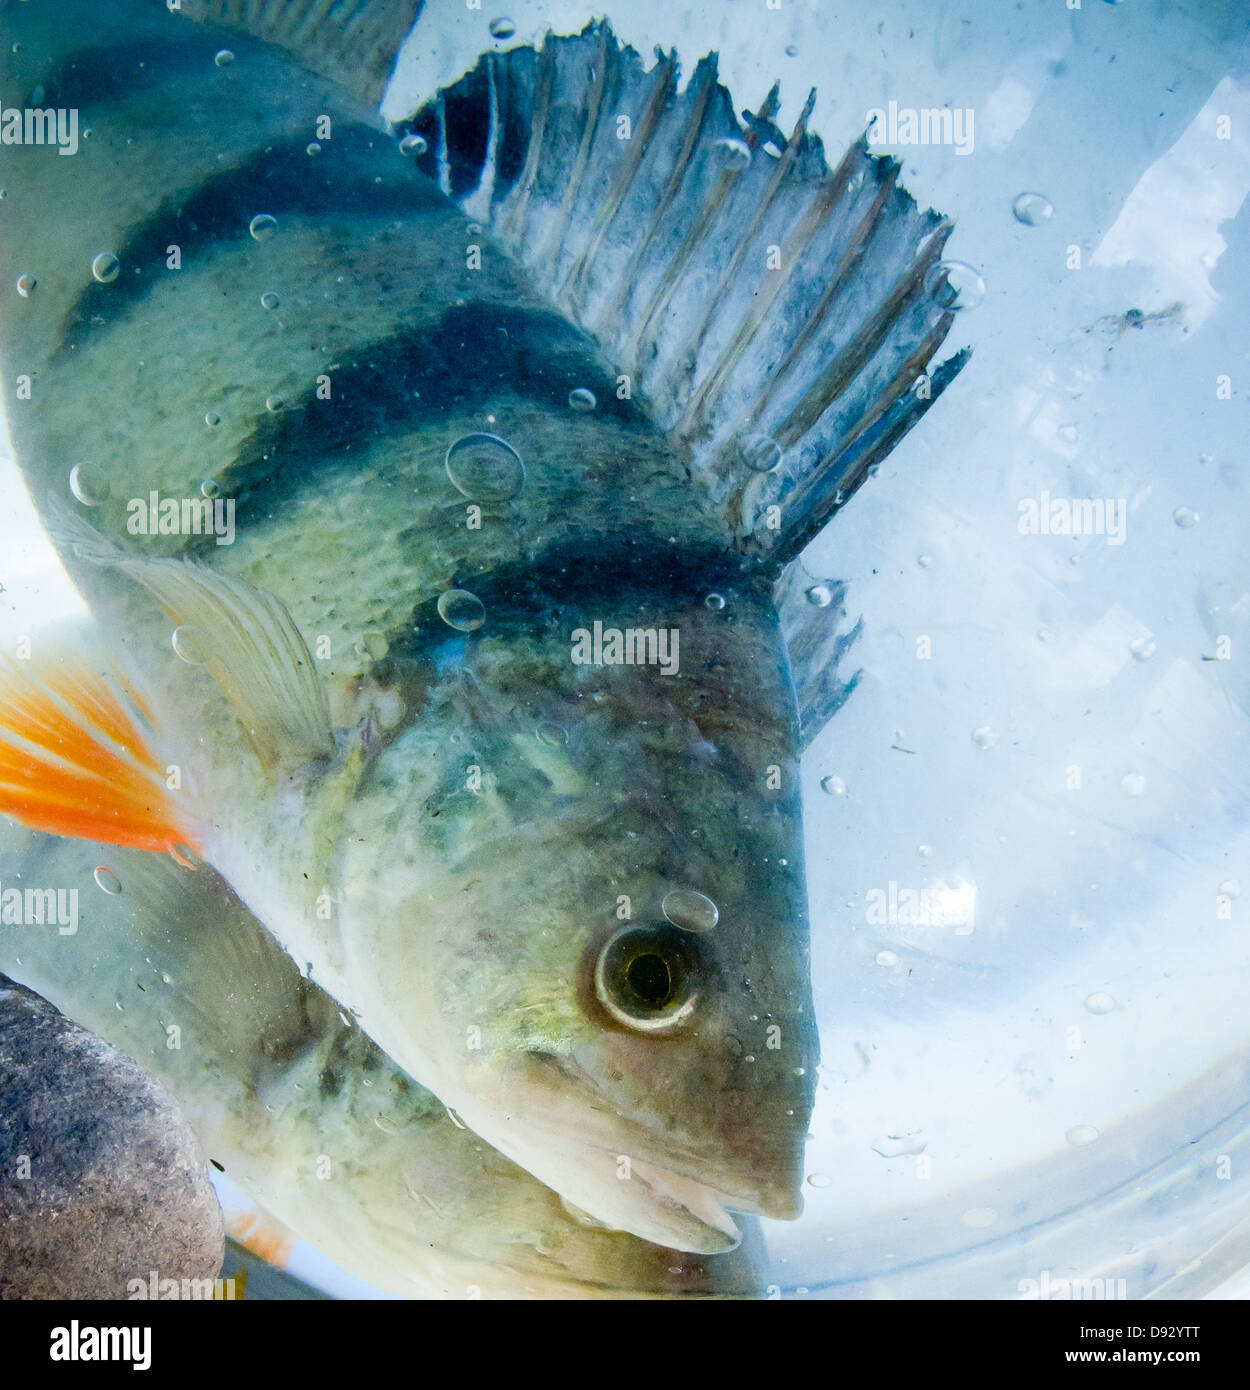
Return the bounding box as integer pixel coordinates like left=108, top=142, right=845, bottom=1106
left=15, top=273, right=35, bottom=297
left=1057, top=424, right=1078, bottom=445
left=265, top=394, right=284, bottom=413
left=306, top=142, right=321, bottom=156
left=1173, top=506, right=1199, bottom=528
left=489, top=17, right=516, bottom=39
left=705, top=593, right=726, bottom=610
left=399, top=133, right=427, bottom=158
left=1084, top=992, right=1115, bottom=1015
left=1219, top=879, right=1241, bottom=899
left=917, top=553, right=934, bottom=568
left=926, top=259, right=986, bottom=310
left=535, top=721, right=568, bottom=748
left=661, top=888, right=719, bottom=934
left=1129, top=636, right=1156, bottom=662
left=69, top=462, right=109, bottom=506
left=1121, top=773, right=1146, bottom=796
left=1066, top=1124, right=1100, bottom=1146
left=820, top=775, right=847, bottom=796
left=171, top=625, right=207, bottom=664
left=875, top=950, right=898, bottom=967
left=918, top=844, right=933, bottom=857
left=805, top=584, right=833, bottom=608
left=1012, top=191, right=1053, bottom=226
left=249, top=213, right=278, bottom=241
left=806, top=1173, right=832, bottom=1189
left=201, top=478, right=220, bottom=499
left=93, top=866, right=122, bottom=896
left=445, top=432, right=525, bottom=502
left=260, top=290, right=280, bottom=310
left=713, top=138, right=752, bottom=172
left=962, top=1207, right=998, bottom=1229
left=971, top=726, right=998, bottom=750
left=214, top=49, right=234, bottom=67
left=205, top=411, right=221, bottom=428
left=568, top=387, right=597, bottom=412
left=437, top=589, right=486, bottom=632
left=91, top=252, right=121, bottom=284
left=738, top=433, right=783, bottom=473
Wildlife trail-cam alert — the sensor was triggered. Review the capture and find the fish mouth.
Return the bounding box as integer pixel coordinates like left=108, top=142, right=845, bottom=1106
left=476, top=1051, right=805, bottom=1254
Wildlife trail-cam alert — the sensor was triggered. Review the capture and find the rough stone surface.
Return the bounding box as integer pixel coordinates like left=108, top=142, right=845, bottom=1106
left=0, top=973, right=224, bottom=1299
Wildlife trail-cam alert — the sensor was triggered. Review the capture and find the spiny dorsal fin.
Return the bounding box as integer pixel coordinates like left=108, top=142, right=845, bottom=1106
left=398, top=21, right=970, bottom=562
left=177, top=0, right=423, bottom=108
left=774, top=560, right=862, bottom=751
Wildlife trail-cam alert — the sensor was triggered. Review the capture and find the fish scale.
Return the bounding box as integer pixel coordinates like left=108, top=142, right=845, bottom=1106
left=0, top=0, right=969, bottom=1260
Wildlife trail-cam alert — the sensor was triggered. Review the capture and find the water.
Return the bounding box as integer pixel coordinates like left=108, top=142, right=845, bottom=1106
left=1, top=0, right=1249, bottom=1304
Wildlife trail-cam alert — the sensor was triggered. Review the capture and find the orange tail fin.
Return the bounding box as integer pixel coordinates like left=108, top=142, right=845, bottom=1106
left=0, top=651, right=198, bottom=858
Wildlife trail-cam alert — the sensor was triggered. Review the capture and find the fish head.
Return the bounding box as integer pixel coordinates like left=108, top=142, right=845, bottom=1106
left=342, top=547, right=818, bottom=1251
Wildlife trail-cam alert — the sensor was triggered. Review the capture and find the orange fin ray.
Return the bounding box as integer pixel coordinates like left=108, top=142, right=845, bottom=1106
left=0, top=651, right=197, bottom=858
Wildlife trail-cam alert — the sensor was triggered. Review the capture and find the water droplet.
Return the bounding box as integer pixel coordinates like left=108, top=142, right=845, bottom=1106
left=535, top=721, right=568, bottom=748
left=962, top=1207, right=998, bottom=1229
left=926, top=259, right=986, bottom=310
left=1129, top=635, right=1156, bottom=662
left=68, top=461, right=109, bottom=506
left=568, top=387, right=597, bottom=412
left=1012, top=191, right=1053, bottom=226
left=445, top=432, right=525, bottom=502
left=875, top=950, right=898, bottom=967
left=820, top=774, right=847, bottom=796
left=705, top=593, right=726, bottom=610
left=437, top=589, right=486, bottom=632
left=805, top=584, right=833, bottom=608
left=971, top=726, right=998, bottom=750
left=1084, top=991, right=1115, bottom=1015
left=1173, top=505, right=1199, bottom=528
left=91, top=252, right=121, bottom=284
left=806, top=1173, right=832, bottom=1189
left=204, top=411, right=221, bottom=428
left=399, top=132, right=427, bottom=158
left=713, top=137, right=752, bottom=172
left=249, top=213, right=278, bottom=242
left=489, top=17, right=516, bottom=39
left=738, top=433, right=783, bottom=473
left=306, top=141, right=321, bottom=157
left=93, top=866, right=122, bottom=895
left=1120, top=772, right=1146, bottom=797
left=1066, top=1124, right=1100, bottom=1146
left=201, top=478, right=220, bottom=499
left=265, top=394, right=284, bottom=413
left=1219, top=878, right=1241, bottom=899
left=1057, top=423, right=1079, bottom=445
left=260, top=290, right=280, bottom=310
left=15, top=273, right=35, bottom=297
left=662, top=888, right=719, bottom=934
left=171, top=625, right=207, bottom=664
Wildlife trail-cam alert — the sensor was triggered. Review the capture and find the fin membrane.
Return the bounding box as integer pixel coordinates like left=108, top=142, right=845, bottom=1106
left=177, top=0, right=423, bottom=108
left=50, top=506, right=334, bottom=770
left=0, top=647, right=195, bottom=856
left=773, top=560, right=862, bottom=751
left=400, top=21, right=970, bottom=561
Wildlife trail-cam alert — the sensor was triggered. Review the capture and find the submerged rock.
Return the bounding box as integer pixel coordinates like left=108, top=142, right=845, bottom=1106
left=0, top=974, right=223, bottom=1299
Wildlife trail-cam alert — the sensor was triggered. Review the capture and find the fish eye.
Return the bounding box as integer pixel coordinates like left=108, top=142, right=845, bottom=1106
left=593, top=925, right=702, bottom=1032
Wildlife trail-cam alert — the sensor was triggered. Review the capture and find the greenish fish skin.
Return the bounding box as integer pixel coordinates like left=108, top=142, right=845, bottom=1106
left=0, top=0, right=852, bottom=1252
